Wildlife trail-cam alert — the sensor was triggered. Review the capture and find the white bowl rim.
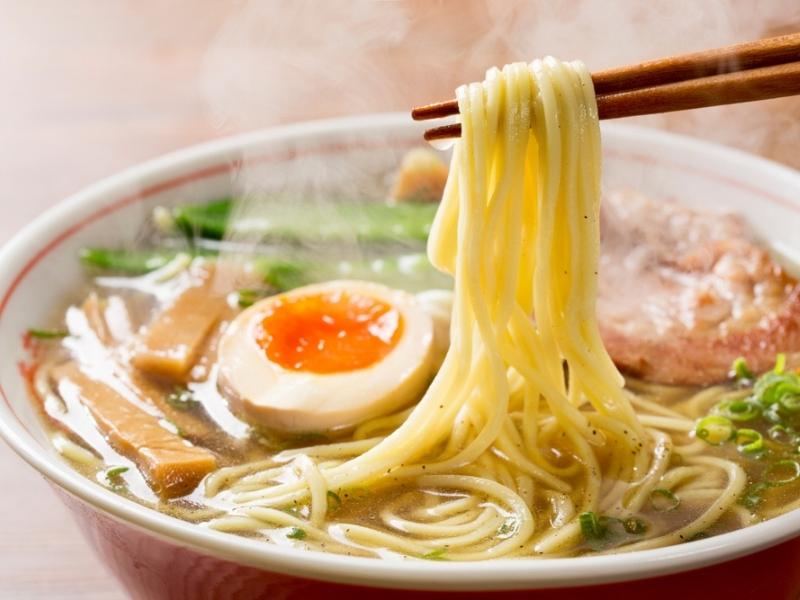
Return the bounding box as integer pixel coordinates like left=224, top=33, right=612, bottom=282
left=1, top=112, right=800, bottom=591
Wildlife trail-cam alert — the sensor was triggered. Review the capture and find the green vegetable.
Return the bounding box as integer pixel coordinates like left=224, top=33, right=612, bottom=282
left=236, top=288, right=272, bottom=308
left=714, top=399, right=761, bottom=422
left=579, top=512, right=647, bottom=549
left=735, top=429, right=764, bottom=455
left=80, top=247, right=449, bottom=293
left=166, top=198, right=438, bottom=243
left=751, top=357, right=800, bottom=412
left=250, top=258, right=311, bottom=292
left=731, top=357, right=754, bottom=382
left=326, top=490, right=342, bottom=511
left=80, top=247, right=184, bottom=274
left=420, top=548, right=447, bottom=561
left=780, top=394, right=800, bottom=413
left=578, top=511, right=606, bottom=540
left=103, top=465, right=129, bottom=491
left=171, top=199, right=232, bottom=239
left=286, top=527, right=307, bottom=540
left=650, top=488, right=680, bottom=512
left=764, top=459, right=800, bottom=486
left=741, top=482, right=769, bottom=509
left=28, top=328, right=69, bottom=340
left=695, top=415, right=736, bottom=445
left=165, top=388, right=200, bottom=411
left=104, top=465, right=129, bottom=479
left=497, top=521, right=515, bottom=536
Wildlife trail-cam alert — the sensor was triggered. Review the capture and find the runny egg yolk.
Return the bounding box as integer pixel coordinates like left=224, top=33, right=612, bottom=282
left=253, top=291, right=404, bottom=374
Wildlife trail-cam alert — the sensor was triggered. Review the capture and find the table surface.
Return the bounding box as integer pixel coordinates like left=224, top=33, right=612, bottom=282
left=1, top=2, right=799, bottom=598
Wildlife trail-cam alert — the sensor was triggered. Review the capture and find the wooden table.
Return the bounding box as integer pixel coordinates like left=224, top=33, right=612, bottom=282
left=1, top=2, right=798, bottom=598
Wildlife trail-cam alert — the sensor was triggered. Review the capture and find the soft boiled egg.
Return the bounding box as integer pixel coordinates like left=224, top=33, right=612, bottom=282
left=217, top=280, right=436, bottom=432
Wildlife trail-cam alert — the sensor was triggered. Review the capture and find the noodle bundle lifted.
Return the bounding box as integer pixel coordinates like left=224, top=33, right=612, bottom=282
left=203, top=58, right=740, bottom=557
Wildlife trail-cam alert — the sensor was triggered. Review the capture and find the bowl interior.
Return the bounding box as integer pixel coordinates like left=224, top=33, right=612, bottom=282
left=1, top=114, right=799, bottom=590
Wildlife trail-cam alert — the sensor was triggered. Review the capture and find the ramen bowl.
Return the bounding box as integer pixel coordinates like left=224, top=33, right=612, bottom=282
left=1, top=114, right=799, bottom=599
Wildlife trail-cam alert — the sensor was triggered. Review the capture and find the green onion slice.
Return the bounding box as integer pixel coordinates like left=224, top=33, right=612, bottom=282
left=286, top=527, right=307, bottom=540
left=741, top=482, right=769, bottom=510
left=236, top=288, right=271, bottom=308
left=779, top=394, right=800, bottom=413
left=764, top=460, right=800, bottom=486
left=735, top=429, right=764, bottom=454
left=775, top=354, right=787, bottom=374
left=714, top=399, right=761, bottom=422
left=327, top=490, right=342, bottom=510
left=579, top=511, right=606, bottom=540
left=650, top=488, right=680, bottom=512
left=420, top=548, right=447, bottom=560
left=104, top=465, right=129, bottom=480
left=731, top=357, right=754, bottom=382
left=497, top=520, right=515, bottom=536
left=695, top=416, right=736, bottom=445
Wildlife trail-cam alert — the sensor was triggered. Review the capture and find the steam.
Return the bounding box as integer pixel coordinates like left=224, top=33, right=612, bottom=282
left=198, top=0, right=800, bottom=295
left=201, top=0, right=800, bottom=167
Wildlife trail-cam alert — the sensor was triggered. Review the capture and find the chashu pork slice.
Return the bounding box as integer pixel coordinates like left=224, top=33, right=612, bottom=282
left=598, top=190, right=800, bottom=386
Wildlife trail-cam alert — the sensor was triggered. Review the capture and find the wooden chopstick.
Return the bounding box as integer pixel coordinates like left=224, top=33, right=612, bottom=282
left=596, top=61, right=800, bottom=119
left=413, top=33, right=800, bottom=141
left=591, top=32, right=800, bottom=94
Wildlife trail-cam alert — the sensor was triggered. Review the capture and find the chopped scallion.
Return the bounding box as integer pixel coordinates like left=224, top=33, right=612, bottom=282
left=326, top=490, right=342, bottom=510
left=420, top=548, right=447, bottom=560
left=236, top=288, right=271, bottom=308
left=735, top=429, right=764, bottom=455
left=104, top=465, right=129, bottom=480
left=740, top=482, right=769, bottom=510
left=286, top=527, right=307, bottom=540
left=731, top=357, right=754, bottom=382
left=780, top=394, right=800, bottom=413
left=695, top=415, right=735, bottom=445
left=714, top=399, right=760, bottom=422
left=764, top=459, right=800, bottom=486
left=578, top=511, right=606, bottom=540
left=497, top=521, right=515, bottom=536
left=650, top=488, right=680, bottom=512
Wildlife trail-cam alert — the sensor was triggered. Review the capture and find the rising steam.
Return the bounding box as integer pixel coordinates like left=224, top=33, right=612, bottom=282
left=201, top=0, right=800, bottom=167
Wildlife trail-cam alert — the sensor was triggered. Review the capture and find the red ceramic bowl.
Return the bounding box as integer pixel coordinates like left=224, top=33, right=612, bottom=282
left=2, top=115, right=800, bottom=599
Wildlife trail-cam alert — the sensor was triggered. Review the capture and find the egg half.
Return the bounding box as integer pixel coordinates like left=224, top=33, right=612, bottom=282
left=217, top=280, right=436, bottom=432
